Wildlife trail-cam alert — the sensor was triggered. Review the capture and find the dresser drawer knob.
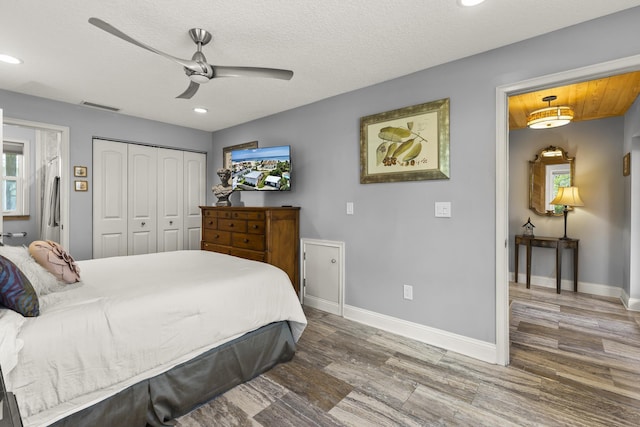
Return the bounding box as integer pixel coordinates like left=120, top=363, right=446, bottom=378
left=252, top=225, right=258, bottom=229
left=229, top=223, right=234, bottom=227
left=243, top=238, right=249, bottom=243
left=208, top=221, right=213, bottom=225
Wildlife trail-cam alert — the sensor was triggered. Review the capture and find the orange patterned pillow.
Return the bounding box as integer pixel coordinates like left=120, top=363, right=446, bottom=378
left=28, top=241, right=81, bottom=284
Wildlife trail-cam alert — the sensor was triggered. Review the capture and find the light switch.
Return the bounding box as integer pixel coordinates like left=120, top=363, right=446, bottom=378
left=346, top=202, right=354, bottom=215
left=435, top=202, right=451, bottom=218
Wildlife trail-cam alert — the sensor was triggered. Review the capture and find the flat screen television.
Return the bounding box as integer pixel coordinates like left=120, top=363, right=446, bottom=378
left=231, top=145, right=291, bottom=191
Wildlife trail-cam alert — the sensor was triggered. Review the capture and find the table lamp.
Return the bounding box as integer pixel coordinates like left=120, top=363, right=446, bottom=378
left=550, top=186, right=584, bottom=239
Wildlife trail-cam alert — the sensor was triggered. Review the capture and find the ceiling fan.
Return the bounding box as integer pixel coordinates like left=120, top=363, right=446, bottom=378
left=88, top=18, right=294, bottom=99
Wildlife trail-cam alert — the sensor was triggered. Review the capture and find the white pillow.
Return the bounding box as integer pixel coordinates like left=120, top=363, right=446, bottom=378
left=0, top=245, right=66, bottom=296
left=0, top=307, right=26, bottom=378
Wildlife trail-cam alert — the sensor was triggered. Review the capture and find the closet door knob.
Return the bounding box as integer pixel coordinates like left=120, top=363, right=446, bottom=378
left=141, top=222, right=146, bottom=227
left=169, top=220, right=173, bottom=225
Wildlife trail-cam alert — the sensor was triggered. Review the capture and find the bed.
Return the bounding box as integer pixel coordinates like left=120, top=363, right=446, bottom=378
left=0, top=249, right=307, bottom=427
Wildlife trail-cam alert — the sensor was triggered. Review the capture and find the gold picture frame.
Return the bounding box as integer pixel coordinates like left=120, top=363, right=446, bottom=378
left=223, top=141, right=258, bottom=171
left=74, top=180, right=88, bottom=192
left=74, top=166, right=87, bottom=177
left=360, top=98, right=450, bottom=184
left=623, top=152, right=631, bottom=176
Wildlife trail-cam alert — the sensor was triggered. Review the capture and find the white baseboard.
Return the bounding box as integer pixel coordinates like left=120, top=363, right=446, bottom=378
left=510, top=272, right=623, bottom=299
left=621, top=289, right=640, bottom=311
left=303, top=294, right=341, bottom=316
left=343, top=305, right=497, bottom=364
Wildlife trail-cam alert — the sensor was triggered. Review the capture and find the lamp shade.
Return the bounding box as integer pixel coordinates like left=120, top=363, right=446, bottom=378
left=550, top=186, right=584, bottom=207
left=527, top=105, right=574, bottom=129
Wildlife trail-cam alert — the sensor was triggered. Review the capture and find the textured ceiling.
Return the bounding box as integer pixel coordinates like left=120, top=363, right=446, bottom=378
left=2, top=0, right=640, bottom=132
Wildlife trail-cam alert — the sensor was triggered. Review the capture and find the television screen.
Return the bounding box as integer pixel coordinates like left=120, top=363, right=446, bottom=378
left=231, top=145, right=291, bottom=191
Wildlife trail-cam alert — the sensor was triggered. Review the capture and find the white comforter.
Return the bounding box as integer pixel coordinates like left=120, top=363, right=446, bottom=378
left=4, top=250, right=307, bottom=427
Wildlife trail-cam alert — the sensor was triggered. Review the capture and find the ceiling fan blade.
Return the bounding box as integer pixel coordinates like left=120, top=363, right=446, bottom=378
left=213, top=66, right=294, bottom=80
left=176, top=81, right=200, bottom=99
left=89, top=17, right=199, bottom=70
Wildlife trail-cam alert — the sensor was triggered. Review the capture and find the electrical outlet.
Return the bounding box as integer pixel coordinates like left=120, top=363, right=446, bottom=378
left=403, top=284, right=413, bottom=300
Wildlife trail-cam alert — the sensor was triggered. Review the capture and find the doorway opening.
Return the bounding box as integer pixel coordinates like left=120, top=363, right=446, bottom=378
left=495, top=54, right=640, bottom=366
left=2, top=117, right=70, bottom=248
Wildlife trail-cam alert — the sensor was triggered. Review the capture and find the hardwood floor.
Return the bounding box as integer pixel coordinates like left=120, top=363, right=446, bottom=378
left=176, top=284, right=640, bottom=426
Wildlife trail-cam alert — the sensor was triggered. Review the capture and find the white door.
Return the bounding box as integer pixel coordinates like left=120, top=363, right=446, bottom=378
left=302, top=239, right=345, bottom=315
left=93, top=139, right=128, bottom=258
left=128, top=144, right=157, bottom=255
left=183, top=151, right=206, bottom=249
left=157, top=148, right=183, bottom=252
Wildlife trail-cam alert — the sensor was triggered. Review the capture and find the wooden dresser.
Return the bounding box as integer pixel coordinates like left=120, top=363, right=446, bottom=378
left=200, top=206, right=300, bottom=295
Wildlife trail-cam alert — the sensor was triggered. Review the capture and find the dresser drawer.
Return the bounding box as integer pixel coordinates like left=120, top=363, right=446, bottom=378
left=247, top=220, right=265, bottom=234
left=230, top=211, right=265, bottom=220
left=201, top=242, right=231, bottom=254
left=232, top=233, right=265, bottom=251
left=218, top=219, right=247, bottom=232
left=230, top=248, right=265, bottom=262
left=203, top=217, right=217, bottom=229
left=203, top=229, right=231, bottom=245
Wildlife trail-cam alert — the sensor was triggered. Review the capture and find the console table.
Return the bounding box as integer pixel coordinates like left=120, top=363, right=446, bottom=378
left=514, top=235, right=579, bottom=293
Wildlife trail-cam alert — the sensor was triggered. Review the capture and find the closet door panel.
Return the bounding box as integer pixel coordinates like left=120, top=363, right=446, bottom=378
left=184, top=151, right=206, bottom=250
left=93, top=139, right=128, bottom=258
left=157, top=148, right=183, bottom=252
left=128, top=144, right=157, bottom=255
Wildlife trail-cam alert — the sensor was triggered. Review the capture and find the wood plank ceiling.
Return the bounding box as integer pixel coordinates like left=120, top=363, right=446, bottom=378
left=508, top=70, right=640, bottom=130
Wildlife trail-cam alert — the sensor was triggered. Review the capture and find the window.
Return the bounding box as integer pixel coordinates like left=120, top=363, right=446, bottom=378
left=545, top=164, right=570, bottom=214
left=3, top=140, right=29, bottom=216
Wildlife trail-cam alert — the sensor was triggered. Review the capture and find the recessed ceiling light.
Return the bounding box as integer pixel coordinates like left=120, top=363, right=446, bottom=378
left=0, top=54, right=22, bottom=64
left=193, top=107, right=208, bottom=114
left=458, top=0, right=486, bottom=6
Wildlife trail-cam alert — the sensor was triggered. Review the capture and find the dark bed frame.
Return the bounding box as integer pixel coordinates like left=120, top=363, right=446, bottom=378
left=3, top=321, right=295, bottom=427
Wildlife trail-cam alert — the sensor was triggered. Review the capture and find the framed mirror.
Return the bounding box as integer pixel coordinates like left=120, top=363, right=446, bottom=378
left=529, top=146, right=575, bottom=216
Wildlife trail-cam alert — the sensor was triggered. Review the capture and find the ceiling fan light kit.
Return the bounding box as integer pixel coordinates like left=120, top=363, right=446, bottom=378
left=88, top=18, right=293, bottom=100
left=527, top=95, right=574, bottom=129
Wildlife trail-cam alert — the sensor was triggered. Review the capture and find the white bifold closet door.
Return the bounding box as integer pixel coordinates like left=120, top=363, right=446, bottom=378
left=93, top=139, right=205, bottom=258
left=93, top=140, right=128, bottom=258
left=183, top=151, right=206, bottom=250
left=128, top=144, right=158, bottom=255
left=157, top=148, right=183, bottom=252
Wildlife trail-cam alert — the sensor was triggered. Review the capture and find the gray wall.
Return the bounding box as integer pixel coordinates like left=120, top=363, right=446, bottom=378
left=212, top=8, right=640, bottom=343
left=509, top=118, right=625, bottom=288
left=0, top=90, right=214, bottom=259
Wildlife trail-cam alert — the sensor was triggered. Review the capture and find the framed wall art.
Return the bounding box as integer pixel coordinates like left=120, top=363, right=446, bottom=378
left=74, top=180, right=88, bottom=192
left=74, top=166, right=87, bottom=177
left=223, top=141, right=258, bottom=170
left=360, top=98, right=450, bottom=184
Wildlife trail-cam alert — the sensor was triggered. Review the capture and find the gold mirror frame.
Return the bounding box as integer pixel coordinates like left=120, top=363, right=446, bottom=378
left=529, top=146, right=575, bottom=216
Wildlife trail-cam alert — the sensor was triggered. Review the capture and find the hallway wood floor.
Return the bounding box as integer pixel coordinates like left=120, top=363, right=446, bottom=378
left=176, top=283, right=640, bottom=426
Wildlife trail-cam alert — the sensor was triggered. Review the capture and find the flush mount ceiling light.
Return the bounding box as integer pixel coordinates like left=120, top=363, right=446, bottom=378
left=458, top=0, right=486, bottom=6
left=193, top=107, right=208, bottom=114
left=0, top=54, right=22, bottom=64
left=527, top=95, right=574, bottom=129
